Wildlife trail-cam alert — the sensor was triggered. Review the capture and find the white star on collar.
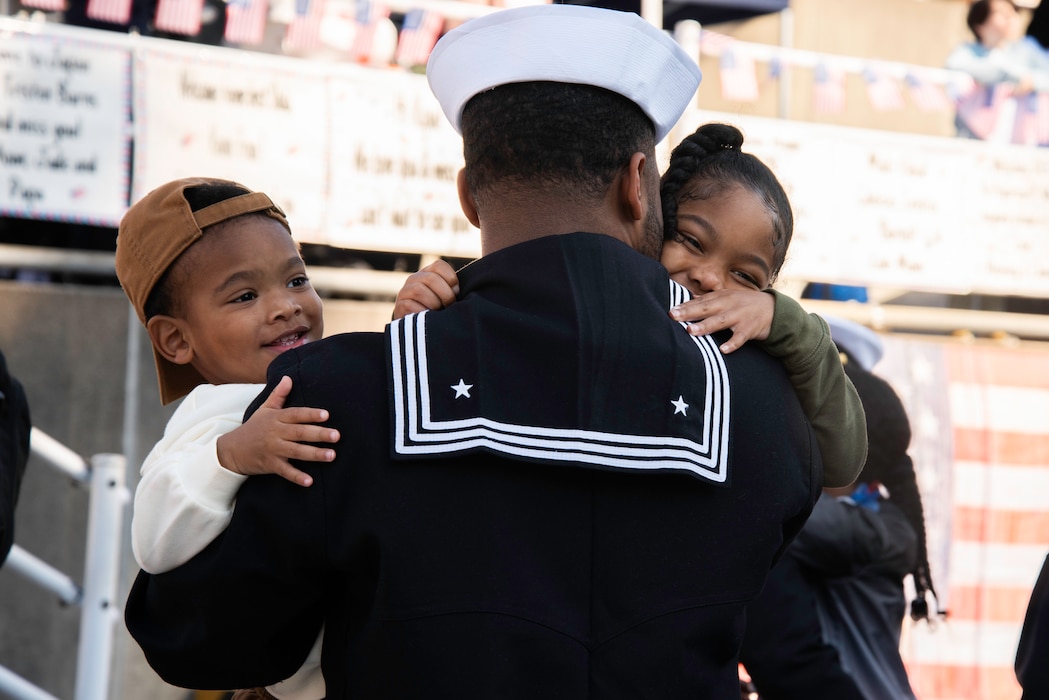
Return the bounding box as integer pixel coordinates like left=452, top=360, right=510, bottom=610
left=451, top=379, right=473, bottom=399
left=671, top=395, right=689, bottom=416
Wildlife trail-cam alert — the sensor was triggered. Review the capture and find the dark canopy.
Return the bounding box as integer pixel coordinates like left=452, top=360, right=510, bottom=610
left=571, top=0, right=789, bottom=29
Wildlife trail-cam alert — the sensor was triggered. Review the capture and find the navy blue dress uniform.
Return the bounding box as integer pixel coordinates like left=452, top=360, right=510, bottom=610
left=125, top=233, right=821, bottom=698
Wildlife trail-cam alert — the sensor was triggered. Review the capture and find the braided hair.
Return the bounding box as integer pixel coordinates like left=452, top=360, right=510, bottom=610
left=660, top=123, right=793, bottom=284
left=843, top=354, right=945, bottom=623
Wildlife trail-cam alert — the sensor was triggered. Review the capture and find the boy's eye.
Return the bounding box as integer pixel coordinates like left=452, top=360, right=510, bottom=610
left=288, top=275, right=310, bottom=289
left=232, top=291, right=257, bottom=303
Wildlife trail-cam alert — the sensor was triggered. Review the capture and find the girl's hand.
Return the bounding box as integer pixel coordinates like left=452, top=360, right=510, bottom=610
left=392, top=259, right=460, bottom=320
left=216, top=376, right=339, bottom=487
left=669, top=289, right=775, bottom=354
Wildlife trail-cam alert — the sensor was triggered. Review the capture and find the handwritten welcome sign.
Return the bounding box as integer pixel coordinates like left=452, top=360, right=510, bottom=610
left=134, top=48, right=329, bottom=238
left=0, top=34, right=130, bottom=224
left=327, top=67, right=474, bottom=257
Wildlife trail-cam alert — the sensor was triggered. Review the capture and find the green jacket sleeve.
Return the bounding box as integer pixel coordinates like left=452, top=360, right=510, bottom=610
left=759, top=290, right=867, bottom=487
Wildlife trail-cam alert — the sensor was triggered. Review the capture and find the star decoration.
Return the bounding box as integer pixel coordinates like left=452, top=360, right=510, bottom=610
left=671, top=395, right=689, bottom=416
left=451, top=378, right=473, bottom=399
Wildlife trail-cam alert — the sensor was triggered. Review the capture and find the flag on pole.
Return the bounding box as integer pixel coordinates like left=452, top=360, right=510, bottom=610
left=813, top=63, right=846, bottom=114
left=395, top=7, right=444, bottom=67
left=154, top=0, right=205, bottom=35
left=225, top=0, right=269, bottom=45
left=284, top=0, right=326, bottom=53
left=19, top=0, right=66, bottom=11
left=86, top=0, right=133, bottom=24
left=905, top=73, right=952, bottom=113
left=719, top=49, right=759, bottom=102
left=863, top=66, right=904, bottom=111
left=349, top=0, right=392, bottom=63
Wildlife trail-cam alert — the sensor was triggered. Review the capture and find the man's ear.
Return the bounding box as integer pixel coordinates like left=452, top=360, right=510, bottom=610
left=618, top=152, right=647, bottom=222
left=457, top=168, right=480, bottom=228
left=147, top=316, right=194, bottom=366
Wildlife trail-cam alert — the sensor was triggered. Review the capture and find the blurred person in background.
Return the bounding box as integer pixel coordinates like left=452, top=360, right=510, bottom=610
left=946, top=0, right=1049, bottom=140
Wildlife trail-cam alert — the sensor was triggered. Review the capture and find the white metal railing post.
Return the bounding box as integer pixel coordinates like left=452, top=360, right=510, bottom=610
left=72, top=453, right=129, bottom=700
left=0, top=665, right=62, bottom=700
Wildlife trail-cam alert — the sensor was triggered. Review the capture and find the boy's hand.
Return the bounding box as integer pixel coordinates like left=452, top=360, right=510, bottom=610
left=668, top=289, right=775, bottom=354
left=216, top=376, right=339, bottom=487
left=392, top=259, right=460, bottom=320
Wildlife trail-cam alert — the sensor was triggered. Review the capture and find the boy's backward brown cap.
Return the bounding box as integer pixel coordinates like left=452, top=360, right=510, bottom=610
left=114, top=176, right=290, bottom=405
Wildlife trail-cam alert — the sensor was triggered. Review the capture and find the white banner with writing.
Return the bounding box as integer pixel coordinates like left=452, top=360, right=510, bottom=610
left=328, top=67, right=473, bottom=257
left=0, top=33, right=130, bottom=225
left=133, top=46, right=329, bottom=239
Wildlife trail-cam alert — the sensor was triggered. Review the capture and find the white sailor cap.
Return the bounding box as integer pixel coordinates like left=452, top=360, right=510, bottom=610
left=426, top=4, right=702, bottom=143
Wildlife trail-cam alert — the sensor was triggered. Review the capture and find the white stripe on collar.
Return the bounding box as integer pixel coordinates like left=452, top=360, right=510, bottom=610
left=389, top=279, right=730, bottom=483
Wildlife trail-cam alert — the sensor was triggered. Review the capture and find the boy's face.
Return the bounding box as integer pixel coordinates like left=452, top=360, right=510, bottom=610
left=169, top=216, right=324, bottom=386
left=660, top=183, right=776, bottom=295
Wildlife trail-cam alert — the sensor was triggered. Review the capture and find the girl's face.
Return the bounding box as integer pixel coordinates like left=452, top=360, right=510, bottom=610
left=660, top=183, right=777, bottom=296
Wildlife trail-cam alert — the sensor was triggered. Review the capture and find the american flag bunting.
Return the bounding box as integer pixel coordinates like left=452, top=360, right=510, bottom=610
left=905, top=73, right=952, bottom=113
left=813, top=63, right=846, bottom=114
left=395, top=7, right=444, bottom=67
left=863, top=66, right=905, bottom=111
left=719, top=49, right=760, bottom=103
left=349, top=0, right=391, bottom=63
left=154, top=0, right=205, bottom=35
left=86, top=0, right=133, bottom=24
left=19, top=0, right=66, bottom=11
left=284, top=0, right=326, bottom=53
left=955, top=83, right=1011, bottom=141
left=225, top=0, right=269, bottom=45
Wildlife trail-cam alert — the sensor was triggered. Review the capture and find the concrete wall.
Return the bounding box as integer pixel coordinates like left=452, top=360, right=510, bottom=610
left=0, top=280, right=392, bottom=699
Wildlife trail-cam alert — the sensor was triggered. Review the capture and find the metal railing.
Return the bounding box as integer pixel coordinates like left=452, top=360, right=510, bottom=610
left=0, top=430, right=128, bottom=700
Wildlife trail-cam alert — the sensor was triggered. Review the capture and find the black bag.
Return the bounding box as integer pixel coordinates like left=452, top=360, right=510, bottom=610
left=0, top=349, right=31, bottom=566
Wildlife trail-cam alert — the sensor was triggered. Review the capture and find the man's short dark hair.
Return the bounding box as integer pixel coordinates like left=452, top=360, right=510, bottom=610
left=460, top=82, right=655, bottom=207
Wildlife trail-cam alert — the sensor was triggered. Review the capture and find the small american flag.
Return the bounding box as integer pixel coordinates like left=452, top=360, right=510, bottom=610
left=154, top=0, right=205, bottom=35
left=349, top=0, right=391, bottom=63
left=19, top=0, right=66, bottom=11
left=284, top=0, right=326, bottom=53
left=395, top=8, right=444, bottom=68
left=1010, top=91, right=1049, bottom=146
left=863, top=66, right=904, bottom=112
left=905, top=73, right=951, bottom=113
left=225, top=0, right=269, bottom=45
left=86, top=0, right=133, bottom=24
left=813, top=63, right=846, bottom=114
left=719, top=49, right=759, bottom=103
left=955, top=83, right=1011, bottom=141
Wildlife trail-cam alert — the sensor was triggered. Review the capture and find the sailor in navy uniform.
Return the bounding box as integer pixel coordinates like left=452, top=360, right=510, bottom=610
left=125, top=6, right=820, bottom=699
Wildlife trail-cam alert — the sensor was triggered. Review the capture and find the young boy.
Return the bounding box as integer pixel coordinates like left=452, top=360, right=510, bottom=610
left=115, top=176, right=336, bottom=700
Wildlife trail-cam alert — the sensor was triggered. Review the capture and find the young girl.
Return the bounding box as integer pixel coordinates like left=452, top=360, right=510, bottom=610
left=395, top=122, right=866, bottom=488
